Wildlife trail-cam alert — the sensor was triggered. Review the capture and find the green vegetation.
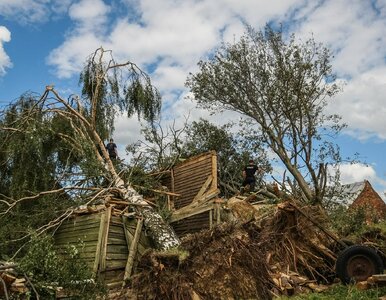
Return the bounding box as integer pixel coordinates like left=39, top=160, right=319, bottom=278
left=18, top=234, right=104, bottom=299
left=187, top=24, right=345, bottom=204
left=278, top=284, right=386, bottom=300
left=127, top=118, right=271, bottom=197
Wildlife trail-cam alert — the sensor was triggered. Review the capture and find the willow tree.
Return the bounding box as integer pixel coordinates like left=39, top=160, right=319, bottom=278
left=0, top=48, right=180, bottom=252
left=187, top=26, right=344, bottom=205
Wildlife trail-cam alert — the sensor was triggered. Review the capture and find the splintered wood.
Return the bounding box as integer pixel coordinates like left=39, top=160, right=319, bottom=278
left=356, top=274, right=386, bottom=291
left=270, top=270, right=330, bottom=297
left=0, top=264, right=29, bottom=297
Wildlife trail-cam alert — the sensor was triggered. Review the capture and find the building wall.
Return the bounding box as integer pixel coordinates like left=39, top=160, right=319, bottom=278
left=351, top=180, right=386, bottom=222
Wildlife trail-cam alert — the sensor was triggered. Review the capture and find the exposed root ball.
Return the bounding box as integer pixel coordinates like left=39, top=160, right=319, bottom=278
left=133, top=223, right=273, bottom=300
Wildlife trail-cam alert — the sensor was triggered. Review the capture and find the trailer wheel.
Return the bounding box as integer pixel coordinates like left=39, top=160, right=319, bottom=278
left=336, top=245, right=383, bottom=284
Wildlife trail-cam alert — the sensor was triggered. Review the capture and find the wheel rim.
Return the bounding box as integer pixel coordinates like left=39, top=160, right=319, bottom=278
left=346, top=254, right=376, bottom=282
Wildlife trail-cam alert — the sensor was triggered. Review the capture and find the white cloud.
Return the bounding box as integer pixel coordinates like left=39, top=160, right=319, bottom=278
left=68, top=0, right=110, bottom=24
left=0, top=0, right=50, bottom=24
left=49, top=0, right=309, bottom=83
left=337, top=163, right=377, bottom=184
left=44, top=0, right=386, bottom=146
left=47, top=0, right=111, bottom=78
left=290, top=0, right=386, bottom=141
left=328, top=68, right=386, bottom=141
left=332, top=162, right=386, bottom=200
left=47, top=33, right=103, bottom=78
left=0, top=26, right=12, bottom=76
left=294, top=0, right=386, bottom=77
left=0, top=0, right=74, bottom=24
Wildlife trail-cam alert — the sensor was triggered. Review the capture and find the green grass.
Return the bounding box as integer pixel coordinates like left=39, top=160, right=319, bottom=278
left=277, top=284, right=386, bottom=300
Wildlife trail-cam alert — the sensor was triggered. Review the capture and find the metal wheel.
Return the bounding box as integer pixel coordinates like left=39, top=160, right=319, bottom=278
left=336, top=245, right=383, bottom=284
left=346, top=253, right=377, bottom=282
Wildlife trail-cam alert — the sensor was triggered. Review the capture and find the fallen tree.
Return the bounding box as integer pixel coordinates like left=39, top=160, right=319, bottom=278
left=0, top=47, right=180, bottom=255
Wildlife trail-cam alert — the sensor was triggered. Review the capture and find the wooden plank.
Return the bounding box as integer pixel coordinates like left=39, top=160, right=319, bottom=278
left=55, top=240, right=98, bottom=249
left=211, top=153, right=218, bottom=190
left=106, top=253, right=129, bottom=260
left=93, top=211, right=106, bottom=276
left=105, top=260, right=127, bottom=269
left=174, top=166, right=212, bottom=179
left=106, top=238, right=128, bottom=246
left=58, top=251, right=101, bottom=259
left=111, top=215, right=122, bottom=222
left=173, top=152, right=214, bottom=170
left=171, top=211, right=211, bottom=237
left=170, top=203, right=214, bottom=223
left=109, top=224, right=125, bottom=234
left=56, top=243, right=97, bottom=253
left=56, top=222, right=100, bottom=233
left=192, top=175, right=212, bottom=204
left=55, top=226, right=100, bottom=238
left=171, top=168, right=175, bottom=194
left=54, top=233, right=100, bottom=244
left=209, top=209, right=213, bottom=229
left=173, top=172, right=211, bottom=186
left=57, top=220, right=100, bottom=232
left=123, top=218, right=143, bottom=283
left=122, top=217, right=151, bottom=256
left=216, top=203, right=221, bottom=225
left=172, top=191, right=220, bottom=217
left=368, top=274, right=386, bottom=283
left=122, top=216, right=133, bottom=247
left=99, top=206, right=112, bottom=281
left=61, top=213, right=101, bottom=224
left=104, top=270, right=125, bottom=283
left=124, top=219, right=153, bottom=249
left=107, top=245, right=129, bottom=254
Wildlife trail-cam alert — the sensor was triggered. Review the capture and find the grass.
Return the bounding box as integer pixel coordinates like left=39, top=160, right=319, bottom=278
left=277, top=284, right=386, bottom=300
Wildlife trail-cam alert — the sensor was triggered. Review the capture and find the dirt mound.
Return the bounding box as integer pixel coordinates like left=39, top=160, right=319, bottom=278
left=130, top=201, right=338, bottom=299
left=133, top=223, right=273, bottom=300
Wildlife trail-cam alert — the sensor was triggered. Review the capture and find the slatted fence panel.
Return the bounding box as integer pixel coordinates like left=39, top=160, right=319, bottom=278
left=54, top=213, right=101, bottom=271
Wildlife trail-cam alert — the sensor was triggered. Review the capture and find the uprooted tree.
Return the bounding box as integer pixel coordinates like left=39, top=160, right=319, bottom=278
left=0, top=47, right=180, bottom=256
left=186, top=25, right=345, bottom=205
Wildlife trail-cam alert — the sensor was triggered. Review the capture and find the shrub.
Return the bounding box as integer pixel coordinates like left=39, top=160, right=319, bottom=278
left=19, top=234, right=104, bottom=299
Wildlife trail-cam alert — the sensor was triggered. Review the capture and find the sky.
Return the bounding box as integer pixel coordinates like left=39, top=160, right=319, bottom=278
left=0, top=0, right=385, bottom=199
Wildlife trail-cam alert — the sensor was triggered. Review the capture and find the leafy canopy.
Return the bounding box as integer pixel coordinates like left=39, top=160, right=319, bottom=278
left=187, top=25, right=344, bottom=204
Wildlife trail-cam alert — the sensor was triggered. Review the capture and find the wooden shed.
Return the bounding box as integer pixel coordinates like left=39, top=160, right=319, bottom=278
left=53, top=151, right=223, bottom=288
left=160, top=151, right=223, bottom=237
left=54, top=206, right=151, bottom=288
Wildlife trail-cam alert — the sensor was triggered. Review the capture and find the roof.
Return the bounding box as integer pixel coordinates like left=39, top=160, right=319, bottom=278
left=326, top=181, right=367, bottom=207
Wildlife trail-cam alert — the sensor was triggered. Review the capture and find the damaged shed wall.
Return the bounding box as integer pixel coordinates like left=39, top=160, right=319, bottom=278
left=54, top=208, right=152, bottom=286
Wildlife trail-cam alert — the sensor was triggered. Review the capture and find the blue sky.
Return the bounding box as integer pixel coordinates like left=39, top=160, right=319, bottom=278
left=0, top=0, right=385, bottom=199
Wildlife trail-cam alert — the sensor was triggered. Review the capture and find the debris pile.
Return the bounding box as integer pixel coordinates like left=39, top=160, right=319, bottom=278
left=133, top=223, right=273, bottom=300
left=0, top=263, right=31, bottom=298
left=357, top=274, right=386, bottom=291
left=260, top=202, right=337, bottom=286
left=130, top=200, right=339, bottom=299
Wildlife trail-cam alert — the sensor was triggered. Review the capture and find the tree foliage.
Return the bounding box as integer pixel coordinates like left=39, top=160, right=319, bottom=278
left=79, top=48, right=161, bottom=140
left=0, top=47, right=164, bottom=256
left=182, top=119, right=270, bottom=196
left=187, top=25, right=344, bottom=204
left=127, top=118, right=271, bottom=197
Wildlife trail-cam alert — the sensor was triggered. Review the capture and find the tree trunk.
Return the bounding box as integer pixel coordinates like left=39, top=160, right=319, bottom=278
left=49, top=88, right=181, bottom=251
left=119, top=185, right=180, bottom=250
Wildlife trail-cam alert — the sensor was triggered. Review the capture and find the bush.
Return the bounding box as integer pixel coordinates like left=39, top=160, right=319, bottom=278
left=19, top=234, right=104, bottom=299
left=328, top=205, right=367, bottom=237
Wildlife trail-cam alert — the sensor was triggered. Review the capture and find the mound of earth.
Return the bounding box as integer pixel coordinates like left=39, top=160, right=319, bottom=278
left=126, top=201, right=339, bottom=300
left=132, top=222, right=273, bottom=299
